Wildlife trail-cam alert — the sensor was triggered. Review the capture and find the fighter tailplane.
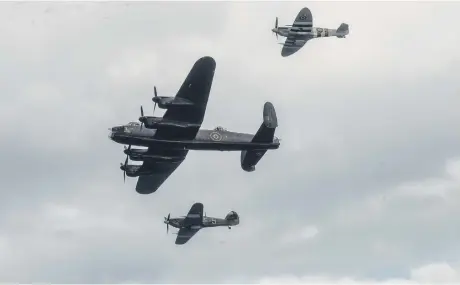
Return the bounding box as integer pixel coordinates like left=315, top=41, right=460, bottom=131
left=336, top=23, right=349, bottom=38
left=241, top=102, right=278, bottom=172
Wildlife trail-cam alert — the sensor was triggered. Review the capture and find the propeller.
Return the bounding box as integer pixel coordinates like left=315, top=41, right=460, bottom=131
left=120, top=156, right=128, bottom=183
left=273, top=17, right=278, bottom=39
left=164, top=213, right=171, bottom=233
left=139, top=106, right=145, bottom=129
left=153, top=86, right=158, bottom=115
left=139, top=86, right=159, bottom=128
left=124, top=144, right=131, bottom=154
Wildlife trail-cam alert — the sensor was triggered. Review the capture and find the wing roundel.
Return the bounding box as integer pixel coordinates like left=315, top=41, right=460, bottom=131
left=294, top=7, right=313, bottom=27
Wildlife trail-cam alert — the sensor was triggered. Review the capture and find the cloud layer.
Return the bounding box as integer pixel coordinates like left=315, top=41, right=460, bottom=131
left=1, top=1, right=460, bottom=283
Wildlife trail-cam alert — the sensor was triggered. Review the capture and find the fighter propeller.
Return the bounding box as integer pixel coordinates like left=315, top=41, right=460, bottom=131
left=164, top=213, right=171, bottom=233
left=273, top=17, right=278, bottom=39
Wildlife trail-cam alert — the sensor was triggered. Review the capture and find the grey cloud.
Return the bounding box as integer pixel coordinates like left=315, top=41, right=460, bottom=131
left=1, top=1, right=460, bottom=283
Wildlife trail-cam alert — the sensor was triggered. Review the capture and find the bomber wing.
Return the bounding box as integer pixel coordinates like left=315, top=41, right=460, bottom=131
left=135, top=148, right=187, bottom=195
left=154, top=56, right=216, bottom=140
left=134, top=57, right=216, bottom=194
left=281, top=7, right=313, bottom=57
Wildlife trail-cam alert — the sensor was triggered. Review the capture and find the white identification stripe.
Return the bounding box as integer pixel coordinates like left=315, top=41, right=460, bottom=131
left=187, top=213, right=201, bottom=218
left=293, top=22, right=313, bottom=25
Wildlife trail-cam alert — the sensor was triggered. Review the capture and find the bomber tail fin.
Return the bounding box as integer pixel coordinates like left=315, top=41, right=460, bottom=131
left=240, top=102, right=278, bottom=172
left=336, top=23, right=349, bottom=38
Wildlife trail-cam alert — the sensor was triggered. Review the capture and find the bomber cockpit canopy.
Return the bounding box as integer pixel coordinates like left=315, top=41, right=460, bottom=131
left=214, top=126, right=227, bottom=131
left=127, top=122, right=140, bottom=127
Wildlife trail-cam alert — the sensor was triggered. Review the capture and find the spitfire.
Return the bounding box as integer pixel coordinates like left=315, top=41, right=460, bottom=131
left=273, top=7, right=349, bottom=57
left=109, top=56, right=280, bottom=195
left=164, top=203, right=240, bottom=245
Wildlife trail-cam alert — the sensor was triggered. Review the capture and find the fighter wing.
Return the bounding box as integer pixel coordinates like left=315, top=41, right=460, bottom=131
left=175, top=227, right=200, bottom=245
left=281, top=35, right=310, bottom=57
left=281, top=7, right=313, bottom=57
left=154, top=56, right=216, bottom=141
left=182, top=202, right=204, bottom=227
left=292, top=7, right=313, bottom=29
left=135, top=149, right=187, bottom=195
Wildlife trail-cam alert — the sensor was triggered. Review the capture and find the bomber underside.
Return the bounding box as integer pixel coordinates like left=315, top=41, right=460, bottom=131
left=112, top=135, right=279, bottom=151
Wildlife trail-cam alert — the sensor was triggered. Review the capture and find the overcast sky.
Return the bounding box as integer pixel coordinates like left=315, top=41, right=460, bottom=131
left=1, top=1, right=460, bottom=283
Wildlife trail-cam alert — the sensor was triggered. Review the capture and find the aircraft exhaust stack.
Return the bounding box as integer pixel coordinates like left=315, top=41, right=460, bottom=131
left=240, top=102, right=278, bottom=172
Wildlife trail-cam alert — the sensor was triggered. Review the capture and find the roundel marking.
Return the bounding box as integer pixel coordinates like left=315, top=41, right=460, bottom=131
left=299, top=15, right=307, bottom=20
left=210, top=132, right=223, bottom=141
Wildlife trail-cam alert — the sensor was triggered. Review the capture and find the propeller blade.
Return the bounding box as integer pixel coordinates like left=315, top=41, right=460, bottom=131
left=167, top=213, right=170, bottom=220
left=275, top=17, right=278, bottom=28
left=123, top=156, right=128, bottom=183
left=152, top=87, right=158, bottom=115
left=139, top=106, right=144, bottom=129
left=167, top=223, right=169, bottom=234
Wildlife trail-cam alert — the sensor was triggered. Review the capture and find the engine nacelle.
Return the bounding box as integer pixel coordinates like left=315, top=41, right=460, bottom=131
left=140, top=116, right=201, bottom=129
left=153, top=96, right=194, bottom=109
left=124, top=148, right=183, bottom=162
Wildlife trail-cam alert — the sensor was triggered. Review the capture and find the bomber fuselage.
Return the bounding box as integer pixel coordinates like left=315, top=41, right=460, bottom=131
left=108, top=122, right=280, bottom=151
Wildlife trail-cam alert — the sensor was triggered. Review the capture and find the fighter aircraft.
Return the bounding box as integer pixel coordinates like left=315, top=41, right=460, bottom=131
left=272, top=7, right=349, bottom=57
left=164, top=202, right=240, bottom=245
left=108, top=56, right=280, bottom=194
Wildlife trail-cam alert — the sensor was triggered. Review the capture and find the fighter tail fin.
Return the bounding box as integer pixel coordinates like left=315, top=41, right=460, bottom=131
left=240, top=102, right=278, bottom=172
left=336, top=23, right=349, bottom=38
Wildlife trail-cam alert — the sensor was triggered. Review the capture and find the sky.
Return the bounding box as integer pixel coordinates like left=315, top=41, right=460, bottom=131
left=1, top=0, right=460, bottom=283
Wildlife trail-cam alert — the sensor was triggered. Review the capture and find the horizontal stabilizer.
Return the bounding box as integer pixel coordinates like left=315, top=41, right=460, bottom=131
left=336, top=23, right=349, bottom=37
